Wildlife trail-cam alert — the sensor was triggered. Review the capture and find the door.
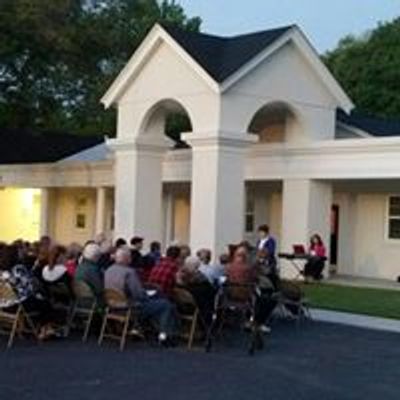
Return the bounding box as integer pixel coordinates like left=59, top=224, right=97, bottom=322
left=330, top=205, right=339, bottom=265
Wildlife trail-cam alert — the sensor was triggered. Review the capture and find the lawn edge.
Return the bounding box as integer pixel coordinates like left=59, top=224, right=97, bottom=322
left=311, top=308, right=400, bottom=334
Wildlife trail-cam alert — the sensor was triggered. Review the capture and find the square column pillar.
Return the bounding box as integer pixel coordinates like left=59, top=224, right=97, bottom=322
left=183, top=132, right=257, bottom=257
left=39, top=188, right=50, bottom=237
left=162, top=189, right=175, bottom=248
left=281, top=179, right=332, bottom=277
left=108, top=136, right=169, bottom=242
left=95, top=187, right=107, bottom=235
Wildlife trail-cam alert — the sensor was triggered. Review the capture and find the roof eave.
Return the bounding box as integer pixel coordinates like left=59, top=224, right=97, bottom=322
left=337, top=121, right=373, bottom=138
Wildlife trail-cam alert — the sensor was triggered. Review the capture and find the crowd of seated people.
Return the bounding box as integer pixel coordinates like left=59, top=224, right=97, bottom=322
left=0, top=225, right=324, bottom=347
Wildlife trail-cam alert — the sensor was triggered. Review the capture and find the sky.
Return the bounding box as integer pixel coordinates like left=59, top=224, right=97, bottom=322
left=178, top=0, right=399, bottom=52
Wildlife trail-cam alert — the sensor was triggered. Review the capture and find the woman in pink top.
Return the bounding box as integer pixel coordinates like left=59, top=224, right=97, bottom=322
left=226, top=246, right=255, bottom=286
left=304, top=234, right=327, bottom=282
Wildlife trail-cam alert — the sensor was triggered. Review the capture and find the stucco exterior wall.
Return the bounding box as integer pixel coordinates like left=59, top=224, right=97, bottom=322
left=117, top=41, right=219, bottom=138
left=244, top=185, right=282, bottom=245
left=52, top=188, right=97, bottom=245
left=325, top=191, right=400, bottom=280
left=347, top=193, right=400, bottom=280
left=220, top=42, right=338, bottom=141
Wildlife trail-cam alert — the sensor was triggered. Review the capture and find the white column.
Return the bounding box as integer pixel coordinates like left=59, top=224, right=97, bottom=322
left=109, top=136, right=169, bottom=242
left=95, top=187, right=107, bottom=235
left=183, top=132, right=257, bottom=258
left=39, top=188, right=50, bottom=237
left=281, top=179, right=332, bottom=278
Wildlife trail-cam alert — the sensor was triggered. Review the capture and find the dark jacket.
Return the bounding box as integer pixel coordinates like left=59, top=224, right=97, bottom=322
left=75, top=259, right=103, bottom=300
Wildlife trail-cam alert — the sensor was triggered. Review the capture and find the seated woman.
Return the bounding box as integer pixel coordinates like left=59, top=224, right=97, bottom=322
left=2, top=264, right=59, bottom=340
left=254, top=249, right=279, bottom=291
left=252, top=250, right=280, bottom=333
left=226, top=246, right=277, bottom=333
left=64, top=243, right=82, bottom=278
left=42, top=245, right=74, bottom=303
left=176, top=256, right=217, bottom=326
left=225, top=246, right=254, bottom=285
left=304, top=234, right=327, bottom=282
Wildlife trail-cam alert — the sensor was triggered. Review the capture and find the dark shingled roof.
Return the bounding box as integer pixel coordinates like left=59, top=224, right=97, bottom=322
left=337, top=109, right=400, bottom=137
left=0, top=129, right=104, bottom=164
left=162, top=24, right=294, bottom=83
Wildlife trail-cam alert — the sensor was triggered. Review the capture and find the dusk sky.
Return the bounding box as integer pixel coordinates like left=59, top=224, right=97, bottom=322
left=179, top=0, right=399, bottom=52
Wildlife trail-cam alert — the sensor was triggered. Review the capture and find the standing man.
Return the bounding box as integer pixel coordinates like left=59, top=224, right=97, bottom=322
left=256, top=225, right=277, bottom=268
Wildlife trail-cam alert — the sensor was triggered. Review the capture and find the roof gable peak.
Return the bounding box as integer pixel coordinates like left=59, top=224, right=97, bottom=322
left=101, top=23, right=353, bottom=111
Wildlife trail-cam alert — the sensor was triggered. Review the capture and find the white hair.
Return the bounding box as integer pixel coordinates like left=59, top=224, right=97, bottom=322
left=83, top=243, right=101, bottom=262
left=115, top=246, right=131, bottom=265
left=184, top=256, right=201, bottom=271
left=100, top=239, right=112, bottom=254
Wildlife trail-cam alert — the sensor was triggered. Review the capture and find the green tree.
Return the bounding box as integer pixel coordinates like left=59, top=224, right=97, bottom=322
left=324, top=17, right=400, bottom=118
left=0, top=0, right=201, bottom=135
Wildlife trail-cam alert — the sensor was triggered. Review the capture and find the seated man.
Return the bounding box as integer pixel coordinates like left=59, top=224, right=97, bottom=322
left=197, top=249, right=225, bottom=286
left=130, top=236, right=144, bottom=270
left=105, top=247, right=177, bottom=346
left=147, top=246, right=181, bottom=298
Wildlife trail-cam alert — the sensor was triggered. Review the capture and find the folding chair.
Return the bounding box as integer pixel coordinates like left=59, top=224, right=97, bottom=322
left=69, top=280, right=99, bottom=342
left=0, top=279, right=38, bottom=348
left=47, top=281, right=75, bottom=336
left=205, top=282, right=263, bottom=355
left=98, top=289, right=137, bottom=351
left=172, top=286, right=201, bottom=350
left=273, top=280, right=312, bottom=326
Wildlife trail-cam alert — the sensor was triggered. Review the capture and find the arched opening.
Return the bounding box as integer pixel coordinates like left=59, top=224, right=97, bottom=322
left=140, top=99, right=193, bottom=149
left=247, top=101, right=301, bottom=143
left=139, top=99, right=194, bottom=246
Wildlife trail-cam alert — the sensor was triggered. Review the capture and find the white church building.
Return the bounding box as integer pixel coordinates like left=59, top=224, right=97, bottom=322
left=1, top=24, right=400, bottom=281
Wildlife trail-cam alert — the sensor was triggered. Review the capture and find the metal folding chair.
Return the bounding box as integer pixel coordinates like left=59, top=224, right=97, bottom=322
left=0, top=279, right=38, bottom=348
left=69, top=280, right=99, bottom=342
left=273, top=280, right=312, bottom=326
left=172, top=286, right=202, bottom=350
left=98, top=289, right=138, bottom=351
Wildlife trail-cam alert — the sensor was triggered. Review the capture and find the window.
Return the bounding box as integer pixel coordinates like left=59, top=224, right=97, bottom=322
left=76, top=213, right=86, bottom=229
left=75, top=196, right=88, bottom=230
left=387, top=196, right=400, bottom=239
left=245, top=196, right=255, bottom=233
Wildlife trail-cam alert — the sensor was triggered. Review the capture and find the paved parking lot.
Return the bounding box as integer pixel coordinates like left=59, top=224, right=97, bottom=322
left=0, top=321, right=399, bottom=400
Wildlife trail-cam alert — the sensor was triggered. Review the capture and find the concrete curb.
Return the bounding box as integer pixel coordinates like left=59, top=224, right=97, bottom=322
left=311, top=308, right=400, bottom=334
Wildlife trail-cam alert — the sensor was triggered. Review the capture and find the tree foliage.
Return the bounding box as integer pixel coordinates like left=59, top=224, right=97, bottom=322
left=0, top=0, right=201, bottom=135
left=324, top=17, right=400, bottom=118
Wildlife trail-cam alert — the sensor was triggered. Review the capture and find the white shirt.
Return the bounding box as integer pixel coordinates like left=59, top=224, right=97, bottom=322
left=199, top=263, right=225, bottom=284
left=42, top=264, right=67, bottom=282
left=258, top=236, right=270, bottom=250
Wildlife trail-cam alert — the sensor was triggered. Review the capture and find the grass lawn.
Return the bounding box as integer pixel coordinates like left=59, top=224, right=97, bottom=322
left=301, top=283, right=400, bottom=320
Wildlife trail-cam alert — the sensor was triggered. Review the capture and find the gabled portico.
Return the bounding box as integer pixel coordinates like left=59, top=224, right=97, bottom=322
left=102, top=23, right=355, bottom=259
left=99, top=22, right=400, bottom=282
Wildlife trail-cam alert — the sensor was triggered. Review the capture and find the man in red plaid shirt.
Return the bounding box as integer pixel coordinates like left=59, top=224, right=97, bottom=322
left=148, top=246, right=181, bottom=298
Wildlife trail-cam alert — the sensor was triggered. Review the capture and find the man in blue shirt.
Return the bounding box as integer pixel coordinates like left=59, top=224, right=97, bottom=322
left=256, top=224, right=277, bottom=268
